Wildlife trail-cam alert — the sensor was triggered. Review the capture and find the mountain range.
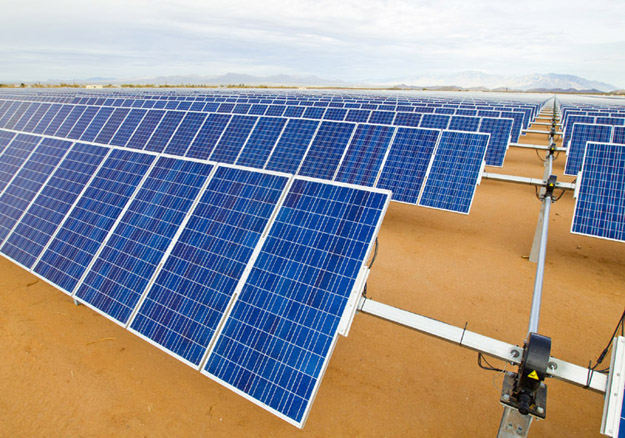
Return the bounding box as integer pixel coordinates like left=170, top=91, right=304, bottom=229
left=37, top=71, right=620, bottom=93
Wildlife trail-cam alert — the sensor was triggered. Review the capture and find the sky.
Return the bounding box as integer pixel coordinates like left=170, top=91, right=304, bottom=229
left=1, top=0, right=624, bottom=87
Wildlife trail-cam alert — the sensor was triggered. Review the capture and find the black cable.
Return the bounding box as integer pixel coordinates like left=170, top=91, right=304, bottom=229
left=534, top=148, right=546, bottom=162
left=534, top=185, right=542, bottom=200
left=590, top=308, right=625, bottom=371
left=368, top=237, right=379, bottom=269
left=553, top=189, right=567, bottom=202
left=477, top=353, right=506, bottom=373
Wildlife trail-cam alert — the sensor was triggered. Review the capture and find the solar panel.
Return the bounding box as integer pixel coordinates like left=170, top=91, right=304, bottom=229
left=564, top=124, right=613, bottom=176
left=67, top=106, right=99, bottom=140
left=23, top=103, right=51, bottom=133
left=110, top=108, right=147, bottom=147
left=185, top=113, right=231, bottom=160
left=43, top=105, right=73, bottom=136
left=0, top=130, right=16, bottom=153
left=163, top=112, right=208, bottom=156
left=394, top=112, right=422, bottom=127
left=571, top=142, right=625, bottom=242
left=448, top=116, right=480, bottom=132
left=79, top=107, right=114, bottom=142
left=1, top=143, right=110, bottom=269
left=209, top=115, right=258, bottom=164
left=34, top=149, right=156, bottom=294
left=12, top=103, right=40, bottom=131
left=0, top=134, right=42, bottom=193
left=55, top=106, right=87, bottom=138
left=94, top=108, right=131, bottom=144
left=203, top=178, right=390, bottom=427
left=144, top=110, right=185, bottom=153
left=418, top=130, right=489, bottom=214
left=298, top=122, right=355, bottom=180
left=74, top=157, right=215, bottom=325
left=479, top=117, right=513, bottom=167
left=420, top=114, right=450, bottom=130
left=32, top=104, right=62, bottom=134
left=129, top=166, right=289, bottom=366
left=0, top=138, right=71, bottom=246
left=562, top=115, right=595, bottom=147
left=376, top=128, right=440, bottom=204
left=613, top=126, right=625, bottom=145
left=334, top=124, right=395, bottom=186
left=369, top=111, right=395, bottom=125
left=345, top=109, right=370, bottom=123
left=126, top=109, right=165, bottom=150
left=263, top=119, right=319, bottom=174
left=236, top=117, right=287, bottom=169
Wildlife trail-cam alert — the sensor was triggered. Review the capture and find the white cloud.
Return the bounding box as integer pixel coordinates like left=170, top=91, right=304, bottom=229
left=0, top=0, right=623, bottom=87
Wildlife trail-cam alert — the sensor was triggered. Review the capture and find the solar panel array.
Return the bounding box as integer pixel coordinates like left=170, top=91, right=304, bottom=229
left=0, top=89, right=540, bottom=214
left=0, top=127, right=391, bottom=427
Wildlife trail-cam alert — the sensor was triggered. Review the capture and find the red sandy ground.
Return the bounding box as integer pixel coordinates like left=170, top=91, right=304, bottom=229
left=0, top=114, right=623, bottom=437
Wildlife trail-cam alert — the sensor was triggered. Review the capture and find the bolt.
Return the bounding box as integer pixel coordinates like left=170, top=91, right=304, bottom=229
left=548, top=361, right=557, bottom=371
left=510, top=349, right=520, bottom=358
left=537, top=406, right=544, bottom=415
left=539, top=382, right=546, bottom=389
left=502, top=394, right=510, bottom=402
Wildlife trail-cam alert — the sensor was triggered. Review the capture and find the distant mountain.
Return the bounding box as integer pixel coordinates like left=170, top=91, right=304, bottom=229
left=122, top=73, right=353, bottom=87
left=390, top=71, right=618, bottom=92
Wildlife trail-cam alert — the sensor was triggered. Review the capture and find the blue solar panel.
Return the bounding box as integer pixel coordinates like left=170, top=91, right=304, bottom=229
left=596, top=117, right=625, bottom=126
left=284, top=106, right=305, bottom=118
left=613, top=127, right=625, bottom=145
left=126, top=110, right=165, bottom=150
left=345, top=109, right=370, bottom=123
left=323, top=108, right=347, bottom=121
left=500, top=111, right=524, bottom=143
left=420, top=114, right=450, bottom=130
left=571, top=142, right=625, bottom=242
left=1, top=143, right=109, bottom=269
left=3, top=102, right=30, bottom=130
left=303, top=107, right=325, bottom=120
left=74, top=157, right=214, bottom=325
left=564, top=124, right=613, bottom=176
left=34, top=149, right=155, bottom=294
left=12, top=103, right=40, bottom=131
left=264, top=119, right=319, bottom=174
left=55, top=106, right=87, bottom=138
left=376, top=128, right=440, bottom=204
left=204, top=178, right=390, bottom=427
left=110, top=109, right=147, bottom=147
left=0, top=130, right=16, bottom=153
left=0, top=134, right=41, bottom=193
left=23, top=103, right=51, bottom=132
left=43, top=105, right=73, bottom=136
left=335, top=124, right=395, bottom=186
left=0, top=138, right=70, bottom=246
left=236, top=117, right=287, bottom=169
left=67, top=106, right=99, bottom=140
left=164, top=112, right=208, bottom=156
left=32, top=104, right=62, bottom=134
left=185, top=114, right=231, bottom=160
left=129, top=166, right=289, bottom=366
left=266, top=105, right=286, bottom=117
left=563, top=115, right=595, bottom=147
left=94, top=108, right=131, bottom=144
left=369, top=111, right=395, bottom=125
left=419, top=131, right=489, bottom=214
left=144, top=111, right=185, bottom=153
left=210, top=116, right=258, bottom=164
left=449, top=116, right=480, bottom=132
left=479, top=117, right=513, bottom=167
left=394, top=112, right=422, bottom=127
left=80, top=107, right=114, bottom=142
left=298, top=122, right=355, bottom=180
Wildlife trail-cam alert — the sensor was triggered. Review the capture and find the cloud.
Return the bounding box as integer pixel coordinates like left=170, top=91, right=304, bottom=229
left=0, top=0, right=623, bottom=87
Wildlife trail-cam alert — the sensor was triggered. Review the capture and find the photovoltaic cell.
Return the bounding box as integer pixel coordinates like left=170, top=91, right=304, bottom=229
left=563, top=115, right=595, bottom=147
left=164, top=112, right=208, bottom=156
left=264, top=119, right=319, bottom=174
left=144, top=111, right=185, bottom=153
left=369, top=111, right=394, bottom=125
left=0, top=134, right=42, bottom=193
left=564, top=124, right=612, bottom=176
left=376, top=128, right=439, bottom=204
left=0, top=138, right=70, bottom=245
left=419, top=130, right=489, bottom=214
left=571, top=142, right=625, bottom=242
left=43, top=105, right=73, bottom=136
left=335, top=124, right=395, bottom=186
left=0, top=130, right=16, bottom=153
left=210, top=115, right=258, bottom=164
left=298, top=122, right=355, bottom=180
left=34, top=149, right=155, bottom=293
left=67, top=106, right=99, bottom=140
left=32, top=104, right=62, bottom=134
left=204, top=178, right=390, bottom=427
left=479, top=117, right=513, bottom=167
left=12, top=103, right=40, bottom=131
left=284, top=106, right=305, bottom=118
left=74, top=157, right=214, bottom=325
left=323, top=108, right=347, bottom=121
left=1, top=143, right=109, bottom=269
left=236, top=117, right=286, bottom=169
left=303, top=107, right=325, bottom=120
left=55, top=106, right=87, bottom=138
left=448, top=116, right=480, bottom=132
left=185, top=113, right=231, bottom=160
left=613, top=126, right=625, bottom=145
left=345, top=109, right=370, bottom=123
left=129, top=166, right=288, bottom=366
left=3, top=102, right=31, bottom=130
left=394, top=112, right=422, bottom=127
left=23, top=103, right=51, bottom=133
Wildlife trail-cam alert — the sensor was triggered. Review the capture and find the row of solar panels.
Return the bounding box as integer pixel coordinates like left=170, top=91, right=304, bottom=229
left=562, top=114, right=625, bottom=147
left=560, top=105, right=625, bottom=126
left=0, top=130, right=390, bottom=427
left=0, top=100, right=502, bottom=213
left=0, top=97, right=524, bottom=144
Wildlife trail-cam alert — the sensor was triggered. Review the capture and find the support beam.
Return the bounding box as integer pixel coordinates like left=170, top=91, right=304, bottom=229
left=509, top=142, right=566, bottom=152
left=358, top=298, right=607, bottom=392
left=481, top=172, right=575, bottom=191
left=523, top=129, right=563, bottom=135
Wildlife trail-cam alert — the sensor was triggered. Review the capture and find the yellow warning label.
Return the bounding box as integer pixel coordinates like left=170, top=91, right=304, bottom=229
left=528, top=370, right=539, bottom=380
